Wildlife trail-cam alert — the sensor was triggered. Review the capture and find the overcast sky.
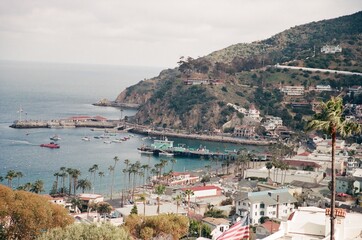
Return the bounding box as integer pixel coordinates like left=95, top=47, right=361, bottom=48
left=0, top=0, right=361, bottom=68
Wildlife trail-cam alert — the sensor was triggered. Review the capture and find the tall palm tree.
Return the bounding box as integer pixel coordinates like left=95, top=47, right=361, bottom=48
left=170, top=159, right=177, bottom=171
left=98, top=171, right=105, bottom=190
left=123, top=159, right=130, bottom=190
left=160, top=159, right=168, bottom=175
left=266, top=162, right=273, bottom=180
left=77, top=179, right=92, bottom=193
left=173, top=194, right=183, bottom=214
left=30, top=180, right=44, bottom=194
left=5, top=170, right=16, bottom=188
left=138, top=193, right=147, bottom=217
left=53, top=172, right=60, bottom=194
left=154, top=184, right=166, bottom=215
left=15, top=171, right=23, bottom=188
left=0, top=176, right=3, bottom=182
left=88, top=164, right=99, bottom=194
left=109, top=156, right=119, bottom=200
left=71, top=169, right=81, bottom=195
left=307, top=96, right=361, bottom=240
left=184, top=189, right=194, bottom=214
left=66, top=168, right=74, bottom=195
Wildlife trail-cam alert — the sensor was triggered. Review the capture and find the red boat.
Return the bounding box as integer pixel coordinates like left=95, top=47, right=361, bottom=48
left=40, top=142, right=60, bottom=149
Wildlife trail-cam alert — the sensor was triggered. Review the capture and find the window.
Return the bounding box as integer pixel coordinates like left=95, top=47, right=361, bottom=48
left=255, top=212, right=257, bottom=216
left=220, top=226, right=224, bottom=232
left=238, top=201, right=241, bottom=206
left=260, top=211, right=265, bottom=216
left=260, top=203, right=265, bottom=208
left=243, top=202, right=246, bottom=206
left=255, top=204, right=258, bottom=209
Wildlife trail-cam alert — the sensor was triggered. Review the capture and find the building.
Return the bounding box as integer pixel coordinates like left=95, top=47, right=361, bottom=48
left=263, top=207, right=362, bottom=240
left=336, top=176, right=362, bottom=194
left=315, top=85, right=332, bottom=91
left=280, top=86, right=305, bottom=96
left=233, top=125, right=256, bottom=138
left=202, top=217, right=230, bottom=240
left=178, top=185, right=222, bottom=201
left=235, top=188, right=297, bottom=224
left=263, top=116, right=283, bottom=131
left=321, top=44, right=342, bottom=54
left=167, top=172, right=200, bottom=186
left=183, top=79, right=222, bottom=85
left=256, top=220, right=280, bottom=239
left=78, top=193, right=104, bottom=206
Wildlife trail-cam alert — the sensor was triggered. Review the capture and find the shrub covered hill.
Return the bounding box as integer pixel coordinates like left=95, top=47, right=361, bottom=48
left=116, top=11, right=362, bottom=133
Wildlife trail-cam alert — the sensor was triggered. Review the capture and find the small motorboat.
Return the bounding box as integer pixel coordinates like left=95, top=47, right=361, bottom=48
left=103, top=140, right=112, bottom=144
left=81, top=137, right=91, bottom=141
left=50, top=135, right=61, bottom=141
left=112, top=139, right=123, bottom=143
left=40, top=142, right=60, bottom=149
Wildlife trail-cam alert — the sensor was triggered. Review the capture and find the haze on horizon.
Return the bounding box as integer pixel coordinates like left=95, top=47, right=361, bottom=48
left=0, top=0, right=361, bottom=68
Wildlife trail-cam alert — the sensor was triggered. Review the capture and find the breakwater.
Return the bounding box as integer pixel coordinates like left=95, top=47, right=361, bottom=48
left=10, top=120, right=118, bottom=129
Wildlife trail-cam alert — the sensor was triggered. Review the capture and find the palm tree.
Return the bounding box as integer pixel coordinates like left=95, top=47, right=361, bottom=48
left=70, top=197, right=83, bottom=213
left=307, top=96, right=361, bottom=240
left=53, top=172, right=60, bottom=194
left=109, top=156, right=119, bottom=200
left=5, top=170, right=16, bottom=188
left=173, top=194, right=183, bottom=214
left=15, top=171, right=23, bottom=188
left=97, top=202, right=112, bottom=221
left=160, top=159, right=168, bottom=174
left=131, top=161, right=141, bottom=200
left=123, top=159, right=130, bottom=190
left=71, top=169, right=81, bottom=195
left=30, top=180, right=44, bottom=194
left=0, top=176, right=3, bottom=182
left=170, top=158, right=177, bottom=171
left=138, top=193, right=147, bottom=217
left=154, top=184, right=166, bottom=215
left=184, top=189, right=194, bottom=214
left=88, top=164, right=99, bottom=194
left=98, top=171, right=105, bottom=190
left=77, top=179, right=92, bottom=193
left=266, top=162, right=273, bottom=180
left=66, top=168, right=74, bottom=195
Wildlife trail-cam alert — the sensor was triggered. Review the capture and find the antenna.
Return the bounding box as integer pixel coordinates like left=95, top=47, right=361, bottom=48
left=17, top=106, right=23, bottom=122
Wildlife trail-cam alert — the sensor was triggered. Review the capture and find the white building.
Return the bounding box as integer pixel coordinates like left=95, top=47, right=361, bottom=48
left=202, top=217, right=230, bottom=240
left=315, top=85, right=332, bottom=91
left=262, top=207, right=362, bottom=240
left=235, top=189, right=297, bottom=225
left=263, top=116, right=283, bottom=131
left=280, top=86, right=304, bottom=96
left=321, top=44, right=342, bottom=54
left=178, top=185, right=222, bottom=201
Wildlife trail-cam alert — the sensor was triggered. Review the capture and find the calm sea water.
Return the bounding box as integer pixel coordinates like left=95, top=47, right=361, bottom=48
left=0, top=61, right=263, bottom=197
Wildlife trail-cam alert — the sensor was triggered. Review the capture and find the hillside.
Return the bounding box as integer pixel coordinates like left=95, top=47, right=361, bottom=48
left=115, top=11, right=362, bottom=133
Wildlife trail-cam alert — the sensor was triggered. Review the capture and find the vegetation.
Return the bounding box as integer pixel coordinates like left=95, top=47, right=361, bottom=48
left=307, top=96, right=362, bottom=240
left=124, top=214, right=189, bottom=240
left=37, top=223, right=130, bottom=240
left=0, top=185, right=73, bottom=240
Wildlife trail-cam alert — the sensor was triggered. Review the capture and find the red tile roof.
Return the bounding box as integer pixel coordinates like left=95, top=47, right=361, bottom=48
left=262, top=221, right=280, bottom=233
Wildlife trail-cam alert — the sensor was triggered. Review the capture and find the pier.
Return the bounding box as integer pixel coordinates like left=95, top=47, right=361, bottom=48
left=10, top=119, right=118, bottom=129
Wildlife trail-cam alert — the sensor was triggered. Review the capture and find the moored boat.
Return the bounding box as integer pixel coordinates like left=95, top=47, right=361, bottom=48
left=81, top=137, right=91, bottom=141
left=40, top=142, right=60, bottom=149
left=50, top=135, right=61, bottom=141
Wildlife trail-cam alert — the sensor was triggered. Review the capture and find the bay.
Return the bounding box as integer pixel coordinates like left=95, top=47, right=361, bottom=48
left=0, top=60, right=264, bottom=197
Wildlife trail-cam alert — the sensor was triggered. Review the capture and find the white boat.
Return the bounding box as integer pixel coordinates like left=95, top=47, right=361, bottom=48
left=112, top=139, right=123, bottom=143
left=138, top=150, right=153, bottom=155
left=103, top=140, right=112, bottom=144
left=159, top=151, right=174, bottom=157
left=50, top=135, right=61, bottom=141
left=81, top=137, right=91, bottom=141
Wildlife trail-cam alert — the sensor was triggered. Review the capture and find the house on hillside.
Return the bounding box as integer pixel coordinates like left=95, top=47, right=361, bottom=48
left=321, top=44, right=342, bottom=54
left=280, top=86, right=305, bottom=96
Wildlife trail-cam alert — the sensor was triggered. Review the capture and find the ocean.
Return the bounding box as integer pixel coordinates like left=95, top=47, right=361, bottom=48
left=0, top=60, right=263, bottom=197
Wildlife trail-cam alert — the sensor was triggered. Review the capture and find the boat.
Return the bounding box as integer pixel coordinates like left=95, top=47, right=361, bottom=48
left=50, top=135, right=61, bottom=141
left=103, top=140, right=112, bottom=144
left=159, top=151, right=174, bottom=157
left=112, top=139, right=123, bottom=143
left=40, top=142, right=60, bottom=149
left=81, top=137, right=91, bottom=141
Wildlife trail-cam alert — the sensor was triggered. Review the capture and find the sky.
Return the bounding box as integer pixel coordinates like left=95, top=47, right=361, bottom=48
left=0, top=0, right=361, bottom=68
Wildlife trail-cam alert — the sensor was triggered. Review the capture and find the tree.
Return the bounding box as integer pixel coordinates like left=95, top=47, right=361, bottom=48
left=173, top=194, right=183, bottom=214
left=5, top=170, right=16, bottom=188
left=37, top=223, right=130, bottom=240
left=170, top=158, right=177, bottom=171
left=76, top=179, right=92, bottom=193
left=15, top=171, right=23, bottom=188
left=97, top=202, right=112, bottom=221
left=88, top=164, right=98, bottom=193
left=154, top=184, right=166, bottom=214
left=70, top=197, right=83, bottom=213
left=70, top=169, right=81, bottom=195
left=30, top=179, right=44, bottom=194
left=98, top=171, right=104, bottom=190
left=0, top=185, right=73, bottom=239
left=307, top=96, right=361, bottom=240
left=266, top=162, right=273, bottom=179
left=130, top=204, right=138, bottom=215
left=184, top=189, right=194, bottom=213
left=138, top=194, right=147, bottom=217
left=109, top=156, right=119, bottom=200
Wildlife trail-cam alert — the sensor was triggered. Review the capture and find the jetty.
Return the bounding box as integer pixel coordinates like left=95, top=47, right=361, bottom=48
left=10, top=116, right=119, bottom=129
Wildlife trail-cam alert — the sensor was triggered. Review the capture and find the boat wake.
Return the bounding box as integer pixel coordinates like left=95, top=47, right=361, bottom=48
left=8, top=139, right=36, bottom=146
